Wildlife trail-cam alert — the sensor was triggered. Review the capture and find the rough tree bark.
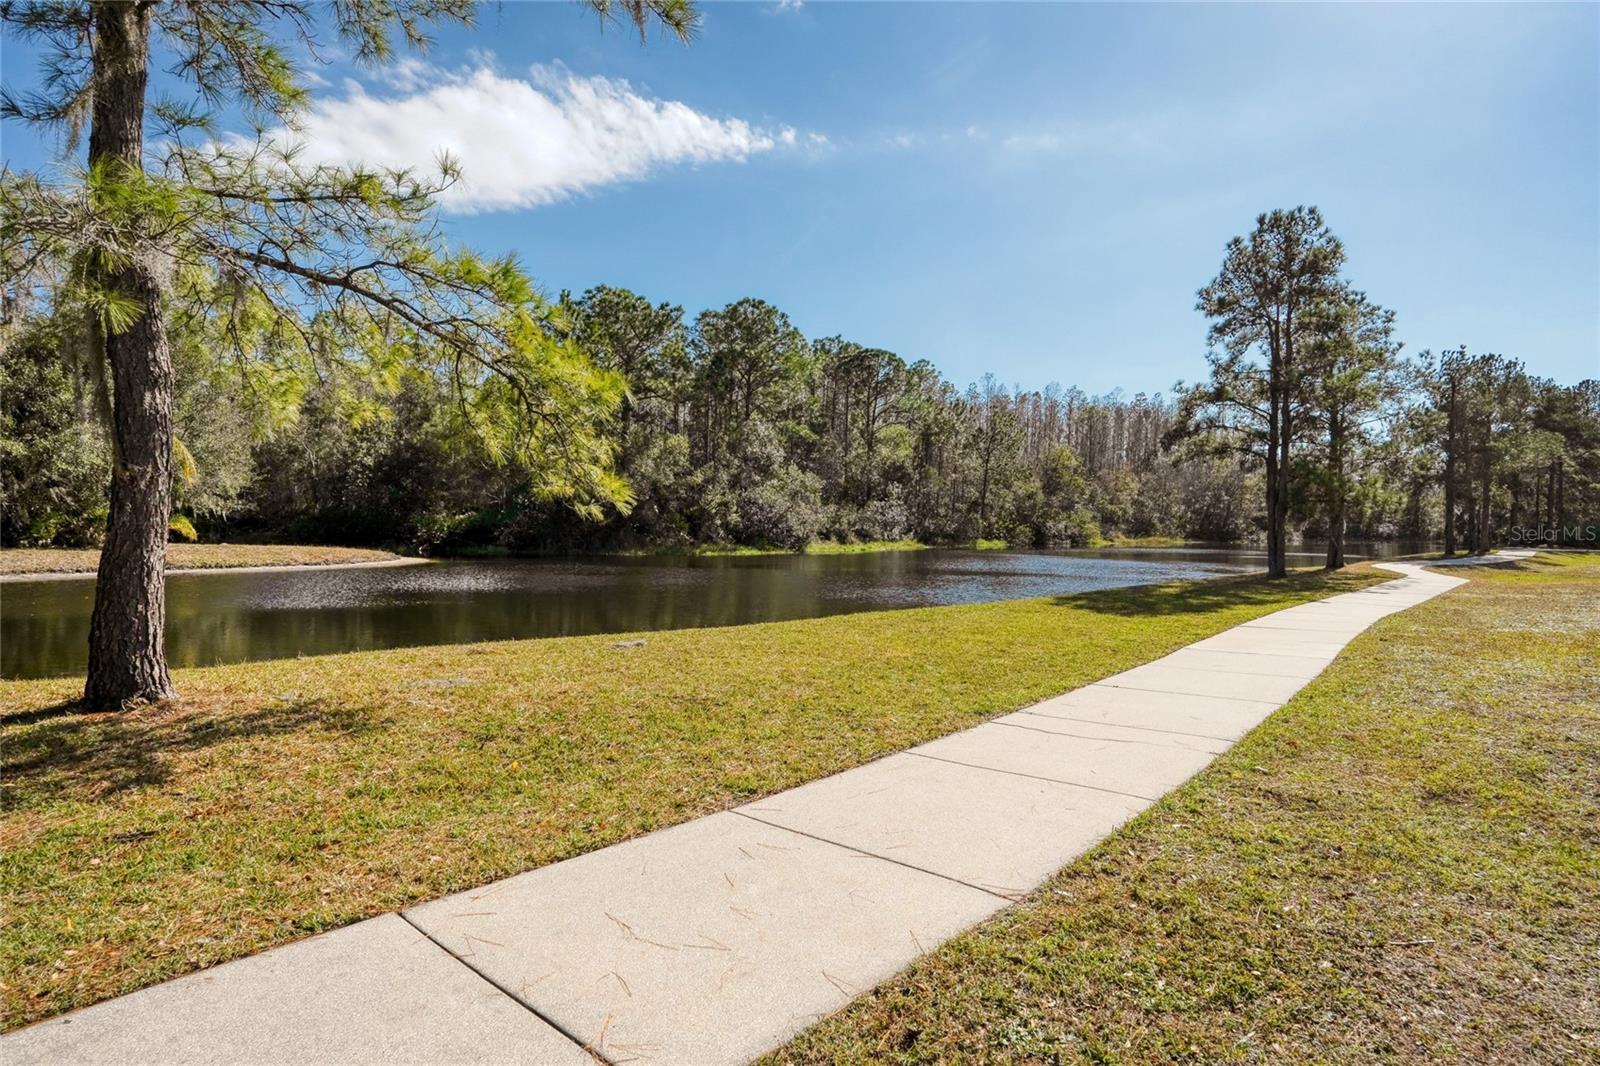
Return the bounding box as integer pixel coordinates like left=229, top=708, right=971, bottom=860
left=1268, top=314, right=1296, bottom=580
left=1264, top=392, right=1284, bottom=577
left=1275, top=362, right=1293, bottom=579
left=1477, top=442, right=1493, bottom=554
left=82, top=1, right=178, bottom=709
left=1262, top=321, right=1287, bottom=579
left=1442, top=370, right=1458, bottom=556
left=1325, top=410, right=1345, bottom=570
left=1553, top=458, right=1565, bottom=545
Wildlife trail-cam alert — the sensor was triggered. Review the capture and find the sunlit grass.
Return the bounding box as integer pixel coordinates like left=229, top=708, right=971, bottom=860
left=1093, top=534, right=1205, bottom=548
left=605, top=538, right=929, bottom=557
left=0, top=565, right=1386, bottom=1028
left=766, top=552, right=1600, bottom=1065
left=803, top=538, right=928, bottom=555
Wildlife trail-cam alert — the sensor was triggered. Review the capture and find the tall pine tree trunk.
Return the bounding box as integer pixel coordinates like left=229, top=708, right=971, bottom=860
left=1269, top=322, right=1298, bottom=580
left=1442, top=373, right=1457, bottom=556
left=1554, top=458, right=1565, bottom=545
left=1265, top=377, right=1285, bottom=578
left=1325, top=412, right=1345, bottom=570
left=1508, top=477, right=1521, bottom=541
left=83, top=2, right=178, bottom=710
left=1476, top=434, right=1492, bottom=554
left=1274, top=403, right=1291, bottom=578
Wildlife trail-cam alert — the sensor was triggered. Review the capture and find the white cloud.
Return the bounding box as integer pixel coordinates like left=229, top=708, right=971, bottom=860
left=284, top=62, right=804, bottom=211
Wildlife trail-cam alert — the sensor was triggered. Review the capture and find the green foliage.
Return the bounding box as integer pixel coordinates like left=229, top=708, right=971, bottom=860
left=0, top=317, right=110, bottom=546
left=1, top=307, right=267, bottom=546
left=166, top=514, right=198, bottom=542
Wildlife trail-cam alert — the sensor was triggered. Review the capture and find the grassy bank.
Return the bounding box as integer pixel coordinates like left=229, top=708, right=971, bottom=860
left=636, top=538, right=928, bottom=557
left=0, top=566, right=1385, bottom=1028
left=0, top=544, right=402, bottom=577
left=768, top=553, right=1600, bottom=1065
left=1094, top=534, right=1208, bottom=548
left=804, top=538, right=927, bottom=555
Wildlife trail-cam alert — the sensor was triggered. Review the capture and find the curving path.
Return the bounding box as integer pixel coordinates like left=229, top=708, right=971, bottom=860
left=4, top=553, right=1533, bottom=1065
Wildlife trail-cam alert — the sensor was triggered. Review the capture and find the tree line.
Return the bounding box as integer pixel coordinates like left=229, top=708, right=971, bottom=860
left=1, top=289, right=1246, bottom=552
left=9, top=270, right=1597, bottom=562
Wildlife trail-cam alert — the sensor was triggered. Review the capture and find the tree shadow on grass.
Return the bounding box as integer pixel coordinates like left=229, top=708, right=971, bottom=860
left=0, top=701, right=89, bottom=728
left=1, top=698, right=374, bottom=810
left=1429, top=557, right=1545, bottom=573
left=1050, top=568, right=1382, bottom=618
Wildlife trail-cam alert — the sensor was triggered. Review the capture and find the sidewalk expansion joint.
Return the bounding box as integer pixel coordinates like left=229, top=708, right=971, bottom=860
left=729, top=809, right=1016, bottom=902
left=1163, top=663, right=1325, bottom=681
left=987, top=718, right=1218, bottom=749
left=1188, top=647, right=1340, bottom=659
left=905, top=751, right=1160, bottom=802
left=1100, top=682, right=1282, bottom=705
left=1007, top=709, right=1237, bottom=743
left=396, top=911, right=611, bottom=1065
left=1236, top=623, right=1376, bottom=635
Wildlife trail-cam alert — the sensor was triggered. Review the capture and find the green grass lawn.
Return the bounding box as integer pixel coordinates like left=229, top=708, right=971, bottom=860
left=613, top=538, right=929, bottom=556
left=766, top=553, right=1600, bottom=1065
left=0, top=566, right=1385, bottom=1029
left=1094, top=534, right=1209, bottom=548
left=802, top=538, right=929, bottom=555
left=0, top=544, right=401, bottom=576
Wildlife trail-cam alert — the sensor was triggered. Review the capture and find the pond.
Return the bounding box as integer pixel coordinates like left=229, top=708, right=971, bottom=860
left=0, top=543, right=1426, bottom=680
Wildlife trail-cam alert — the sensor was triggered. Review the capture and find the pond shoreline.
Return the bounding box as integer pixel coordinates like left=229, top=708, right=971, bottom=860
left=0, top=556, right=433, bottom=584
left=3, top=548, right=1268, bottom=680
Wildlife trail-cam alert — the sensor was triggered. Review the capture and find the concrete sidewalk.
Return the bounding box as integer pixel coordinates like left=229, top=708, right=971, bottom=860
left=7, top=556, right=1524, bottom=1065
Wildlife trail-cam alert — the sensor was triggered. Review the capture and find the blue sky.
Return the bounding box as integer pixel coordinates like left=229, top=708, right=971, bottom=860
left=4, top=2, right=1597, bottom=393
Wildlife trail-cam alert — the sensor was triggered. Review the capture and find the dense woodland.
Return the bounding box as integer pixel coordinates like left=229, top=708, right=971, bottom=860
left=5, top=268, right=1597, bottom=557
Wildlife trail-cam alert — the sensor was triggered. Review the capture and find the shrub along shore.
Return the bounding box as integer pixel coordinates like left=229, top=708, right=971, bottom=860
left=1, top=566, right=1384, bottom=1029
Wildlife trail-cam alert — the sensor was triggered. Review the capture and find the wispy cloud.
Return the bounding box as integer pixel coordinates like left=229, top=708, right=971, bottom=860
left=993, top=97, right=1316, bottom=161
left=997, top=118, right=1174, bottom=158
left=1000, top=132, right=1063, bottom=153
left=885, top=126, right=987, bottom=151
left=283, top=61, right=811, bottom=212
left=877, top=101, right=1299, bottom=164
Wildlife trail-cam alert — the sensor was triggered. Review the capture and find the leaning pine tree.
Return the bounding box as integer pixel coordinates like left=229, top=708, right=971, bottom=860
left=0, top=0, right=698, bottom=709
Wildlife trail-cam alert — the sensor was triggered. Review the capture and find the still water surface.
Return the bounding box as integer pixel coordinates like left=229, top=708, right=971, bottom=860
left=0, top=544, right=1421, bottom=680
